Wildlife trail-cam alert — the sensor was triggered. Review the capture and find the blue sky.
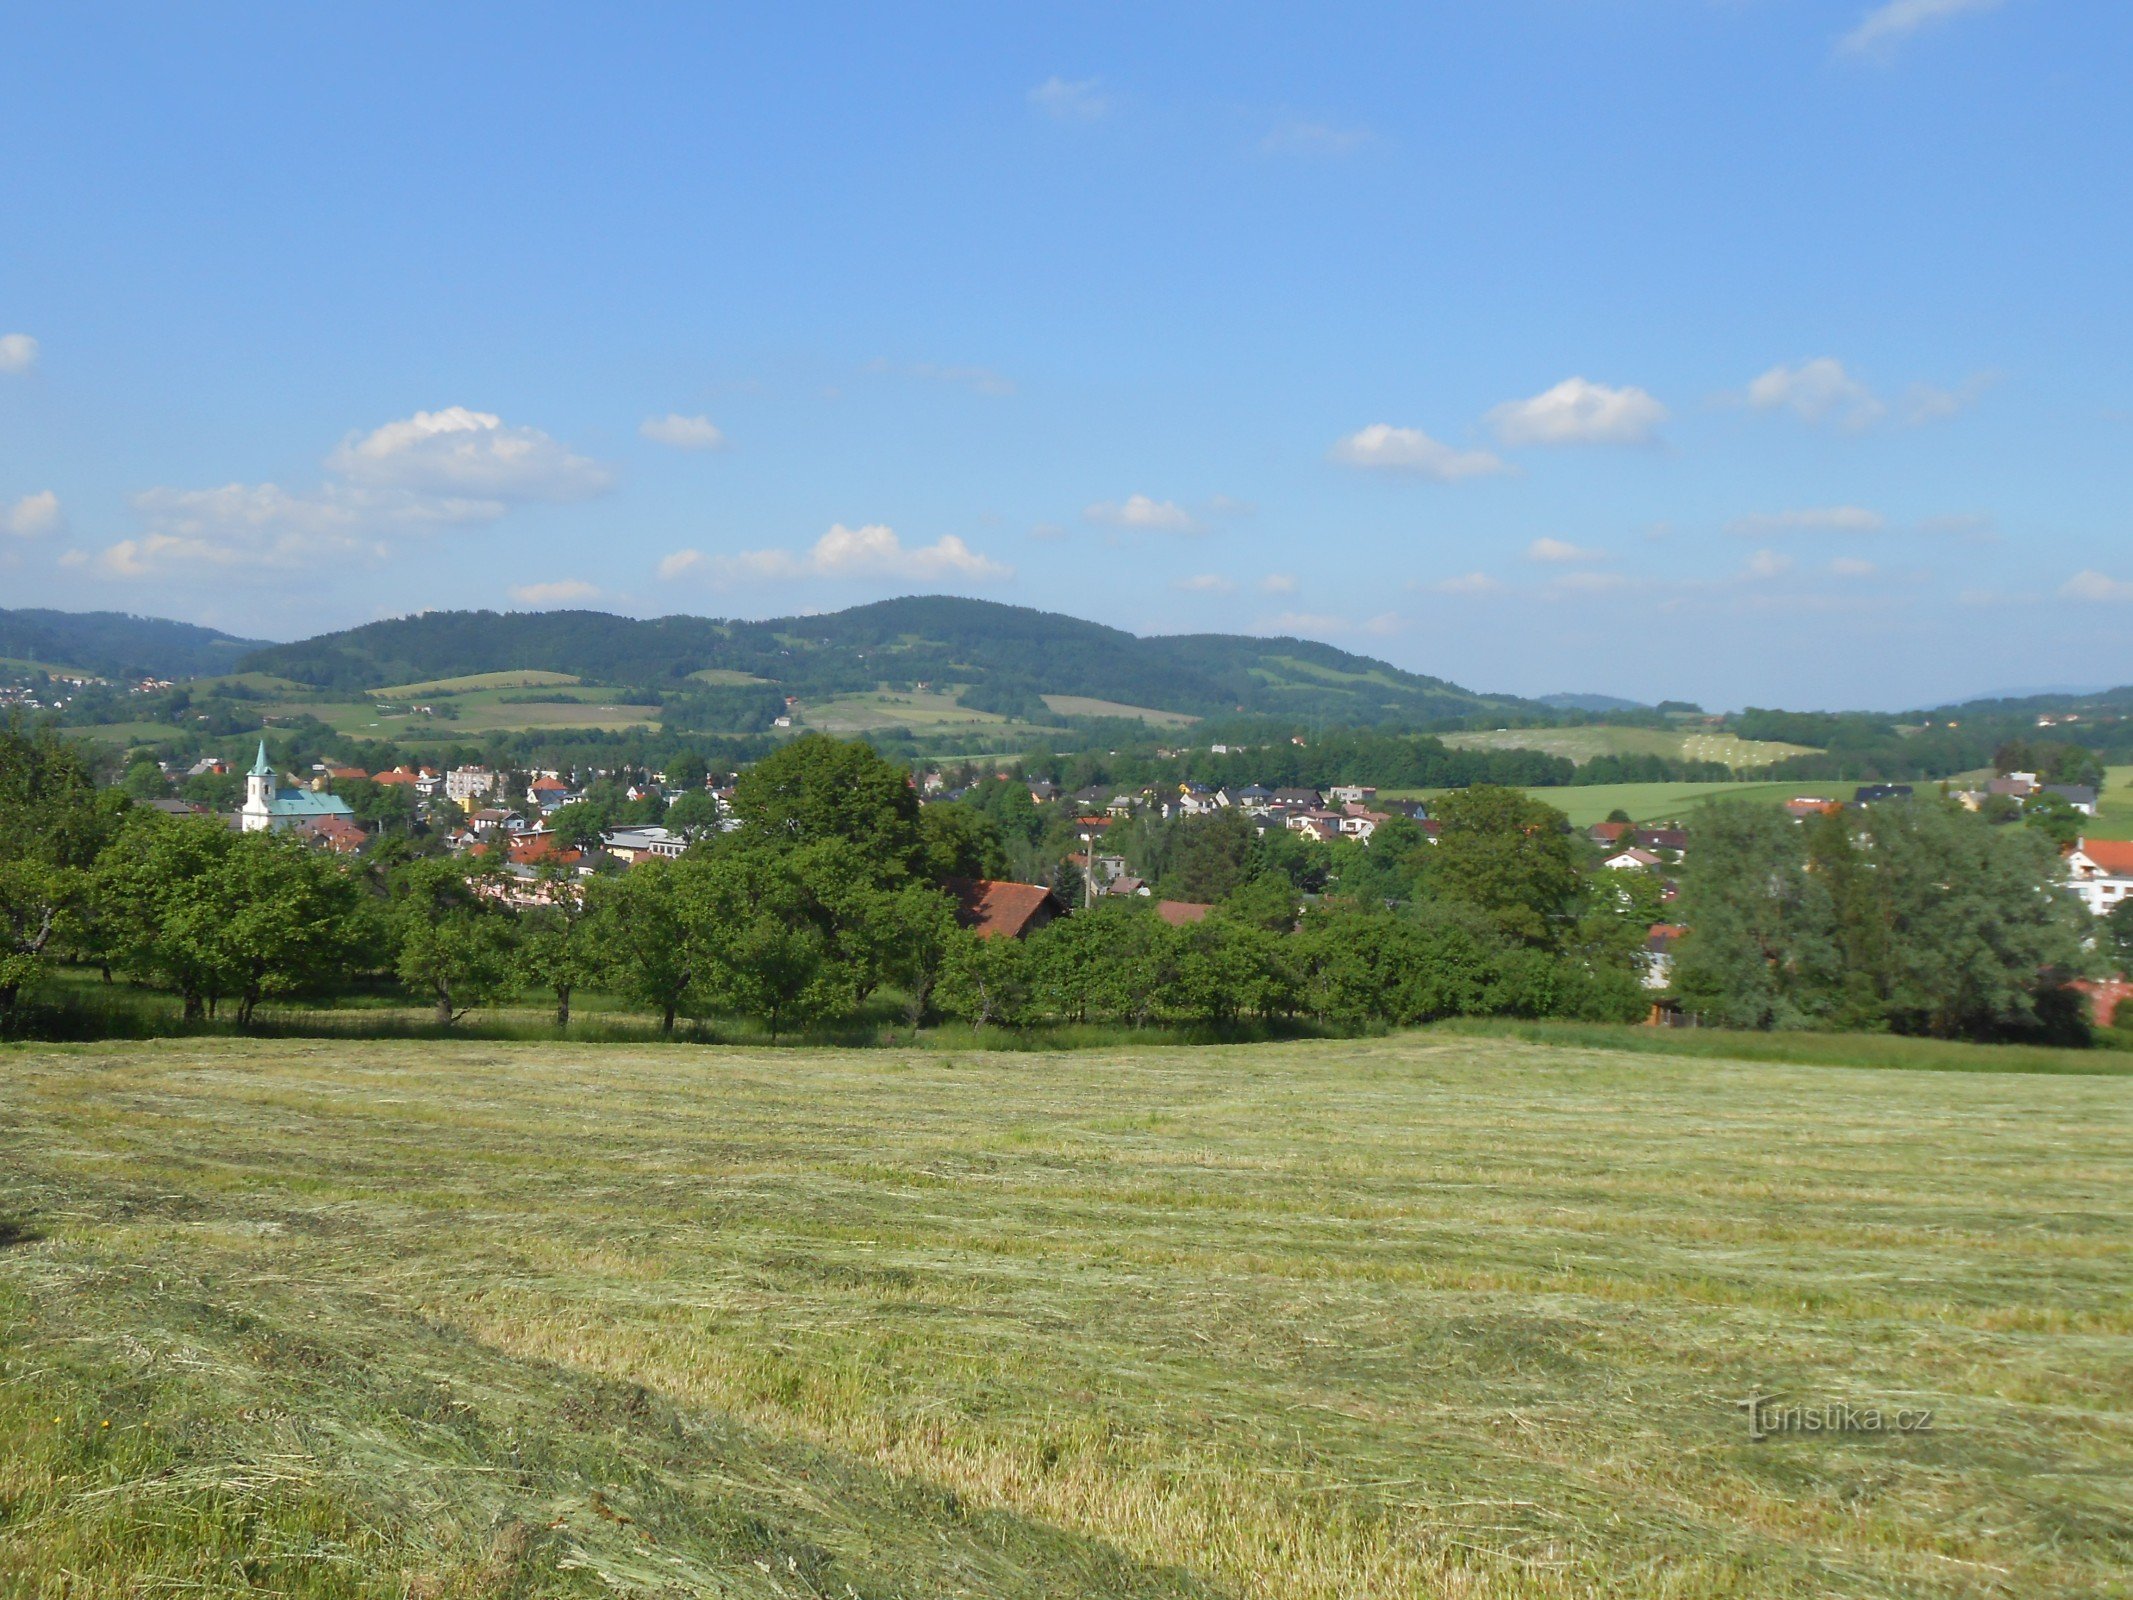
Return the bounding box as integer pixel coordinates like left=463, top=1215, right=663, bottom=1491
left=2, top=1, right=2127, bottom=709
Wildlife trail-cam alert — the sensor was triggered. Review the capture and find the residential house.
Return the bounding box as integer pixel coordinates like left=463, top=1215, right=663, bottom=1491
left=1785, top=797, right=1841, bottom=820
left=1271, top=787, right=1323, bottom=810
left=948, top=878, right=1063, bottom=939
left=465, top=807, right=526, bottom=839
left=2065, top=838, right=2133, bottom=914
left=1642, top=923, right=1686, bottom=990
left=602, top=825, right=686, bottom=864
left=297, top=815, right=370, bottom=854
left=1589, top=821, right=1634, bottom=846
left=1326, top=784, right=1377, bottom=806
left=1603, top=846, right=1664, bottom=871
left=2045, top=784, right=2100, bottom=817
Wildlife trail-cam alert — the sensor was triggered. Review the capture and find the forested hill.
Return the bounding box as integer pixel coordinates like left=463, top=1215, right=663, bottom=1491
left=238, top=596, right=1534, bottom=725
left=0, top=608, right=266, bottom=680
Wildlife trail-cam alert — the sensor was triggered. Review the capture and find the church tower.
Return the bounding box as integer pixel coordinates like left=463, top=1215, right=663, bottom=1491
left=241, top=741, right=275, bottom=832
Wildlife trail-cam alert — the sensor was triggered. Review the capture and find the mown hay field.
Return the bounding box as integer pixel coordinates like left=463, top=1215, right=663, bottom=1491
left=1, top=1033, right=2127, bottom=1598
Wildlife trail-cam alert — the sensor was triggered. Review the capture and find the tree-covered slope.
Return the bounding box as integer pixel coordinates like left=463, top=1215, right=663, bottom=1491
left=0, top=608, right=267, bottom=680
left=238, top=595, right=1533, bottom=725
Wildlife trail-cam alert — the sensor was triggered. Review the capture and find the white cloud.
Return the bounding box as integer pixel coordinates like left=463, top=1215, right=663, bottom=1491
left=1830, top=556, right=1879, bottom=577
left=1029, top=76, right=1107, bottom=121
left=639, top=413, right=727, bottom=451
left=1423, top=572, right=1505, bottom=596
left=0, top=334, right=37, bottom=373
left=2062, top=570, right=2133, bottom=603
left=103, top=482, right=377, bottom=576
left=1173, top=573, right=1236, bottom=594
left=1329, top=424, right=1509, bottom=482
left=328, top=407, right=611, bottom=502
left=1745, top=549, right=1795, bottom=579
left=1258, top=573, right=1297, bottom=594
left=1839, top=0, right=2004, bottom=58
left=3, top=490, right=63, bottom=538
left=707, top=524, right=1013, bottom=585
left=1742, top=358, right=1886, bottom=430
left=1526, top=536, right=1607, bottom=564
left=507, top=579, right=601, bottom=606
left=1724, top=505, right=1887, bottom=538
left=1486, top=377, right=1668, bottom=447
left=1902, top=373, right=1996, bottom=425
left=1084, top=494, right=1200, bottom=534
left=657, top=549, right=706, bottom=580
left=1261, top=120, right=1371, bottom=156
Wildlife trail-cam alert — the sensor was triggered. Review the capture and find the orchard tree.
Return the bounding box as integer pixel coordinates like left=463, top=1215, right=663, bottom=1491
left=515, top=869, right=596, bottom=1026
left=389, top=857, right=518, bottom=1025
left=730, top=735, right=922, bottom=870
left=1421, top=785, right=1581, bottom=948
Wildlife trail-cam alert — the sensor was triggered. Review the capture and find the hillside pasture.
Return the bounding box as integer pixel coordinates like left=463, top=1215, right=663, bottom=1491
left=1387, top=778, right=1821, bottom=828
left=2086, top=765, right=2133, bottom=841
left=1, top=1032, right=2126, bottom=1599
left=369, top=668, right=585, bottom=697
left=1041, top=693, right=1199, bottom=727
left=1440, top=724, right=1816, bottom=770
left=798, top=687, right=1029, bottom=735
left=687, top=667, right=774, bottom=685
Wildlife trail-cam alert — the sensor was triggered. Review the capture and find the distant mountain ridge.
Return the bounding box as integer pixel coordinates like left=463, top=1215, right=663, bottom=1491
left=0, top=608, right=267, bottom=681
left=237, top=595, right=1538, bottom=727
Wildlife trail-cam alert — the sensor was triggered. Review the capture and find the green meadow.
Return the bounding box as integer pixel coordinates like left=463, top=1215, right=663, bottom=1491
left=2, top=1031, right=2126, bottom=1598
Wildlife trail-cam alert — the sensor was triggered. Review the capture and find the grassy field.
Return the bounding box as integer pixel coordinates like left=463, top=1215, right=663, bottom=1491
left=1385, top=779, right=1822, bottom=829
left=799, top=688, right=1029, bottom=735
left=2086, top=766, right=2133, bottom=841
left=2, top=1034, right=2127, bottom=1598
left=1041, top=694, right=1199, bottom=727
left=371, top=670, right=585, bottom=697
left=1440, top=726, right=1816, bottom=771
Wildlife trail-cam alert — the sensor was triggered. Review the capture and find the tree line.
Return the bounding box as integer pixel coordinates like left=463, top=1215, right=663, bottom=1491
left=1, top=721, right=2110, bottom=1045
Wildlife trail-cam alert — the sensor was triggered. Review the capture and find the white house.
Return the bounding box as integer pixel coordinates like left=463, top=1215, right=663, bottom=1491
left=1603, top=847, right=1664, bottom=871
left=2065, top=838, right=2133, bottom=915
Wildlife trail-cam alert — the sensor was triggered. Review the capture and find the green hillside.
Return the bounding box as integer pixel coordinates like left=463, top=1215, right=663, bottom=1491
left=0, top=608, right=267, bottom=681
left=238, top=596, right=1535, bottom=727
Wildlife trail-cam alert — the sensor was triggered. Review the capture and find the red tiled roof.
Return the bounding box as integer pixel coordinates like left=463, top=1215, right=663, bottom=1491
left=947, top=878, right=1061, bottom=939
left=371, top=768, right=421, bottom=787
left=1589, top=822, right=1632, bottom=842
left=2077, top=838, right=2133, bottom=875
left=508, top=833, right=581, bottom=866
left=1155, top=900, right=1212, bottom=926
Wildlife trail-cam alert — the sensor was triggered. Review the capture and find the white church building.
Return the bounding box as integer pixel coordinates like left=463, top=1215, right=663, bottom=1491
left=240, top=741, right=357, bottom=834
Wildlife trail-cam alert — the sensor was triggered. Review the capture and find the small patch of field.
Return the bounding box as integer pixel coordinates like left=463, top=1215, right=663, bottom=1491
left=0, top=655, right=99, bottom=679
left=1251, top=654, right=1405, bottom=689
left=799, top=688, right=1024, bottom=735
left=2087, top=765, right=2133, bottom=841
left=1041, top=694, right=1199, bottom=727
left=1382, top=785, right=1834, bottom=832
left=1384, top=779, right=1827, bottom=828
left=68, top=719, right=197, bottom=745
left=687, top=667, right=773, bottom=685
left=188, top=671, right=317, bottom=695
left=1, top=1033, right=2125, bottom=1597
left=369, top=668, right=583, bottom=697
left=1442, top=725, right=1816, bottom=770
